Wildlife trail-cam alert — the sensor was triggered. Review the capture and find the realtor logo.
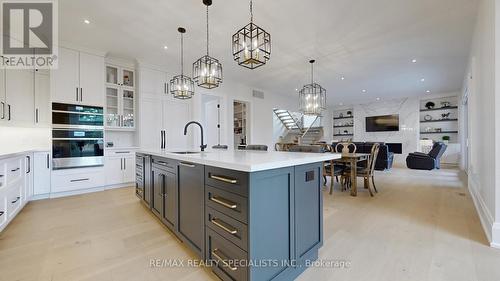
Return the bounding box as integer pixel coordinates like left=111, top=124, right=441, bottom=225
left=1, top=0, right=58, bottom=69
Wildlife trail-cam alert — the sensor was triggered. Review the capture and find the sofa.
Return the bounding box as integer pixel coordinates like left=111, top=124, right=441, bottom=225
left=332, top=142, right=394, bottom=171
left=406, top=142, right=447, bottom=170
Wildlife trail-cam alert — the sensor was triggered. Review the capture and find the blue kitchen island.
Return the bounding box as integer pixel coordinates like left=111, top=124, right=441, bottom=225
left=135, top=149, right=340, bottom=281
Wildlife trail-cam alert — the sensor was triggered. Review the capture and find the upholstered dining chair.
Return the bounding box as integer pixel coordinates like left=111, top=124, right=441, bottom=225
left=344, top=143, right=380, bottom=196
left=245, top=145, right=268, bottom=151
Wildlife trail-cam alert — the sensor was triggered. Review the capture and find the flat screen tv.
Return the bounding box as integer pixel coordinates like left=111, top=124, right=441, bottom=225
left=365, top=115, right=399, bottom=132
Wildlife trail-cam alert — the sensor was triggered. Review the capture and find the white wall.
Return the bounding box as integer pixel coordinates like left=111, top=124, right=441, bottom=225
left=351, top=98, right=420, bottom=165
left=0, top=127, right=51, bottom=155
left=191, top=79, right=300, bottom=150
left=463, top=0, right=500, bottom=248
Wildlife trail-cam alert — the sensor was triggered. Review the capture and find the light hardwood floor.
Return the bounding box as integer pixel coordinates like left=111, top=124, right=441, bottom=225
left=1, top=167, right=499, bottom=281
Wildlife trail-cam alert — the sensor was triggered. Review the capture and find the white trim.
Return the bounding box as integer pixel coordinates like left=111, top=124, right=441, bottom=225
left=49, top=183, right=132, bottom=199
left=492, top=223, right=500, bottom=249
left=468, top=176, right=494, bottom=243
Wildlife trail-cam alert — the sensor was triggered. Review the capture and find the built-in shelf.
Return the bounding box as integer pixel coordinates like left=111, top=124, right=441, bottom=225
left=333, top=125, right=354, bottom=128
left=333, top=116, right=354, bottom=120
left=420, top=131, right=458, bottom=134
left=333, top=134, right=354, bottom=137
left=420, top=106, right=458, bottom=112
left=420, top=119, right=458, bottom=123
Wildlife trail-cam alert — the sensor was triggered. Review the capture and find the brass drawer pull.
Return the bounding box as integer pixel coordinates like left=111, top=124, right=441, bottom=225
left=212, top=249, right=237, bottom=271
left=209, top=174, right=238, bottom=184
left=211, top=218, right=238, bottom=235
left=179, top=162, right=195, bottom=168
left=210, top=196, right=237, bottom=209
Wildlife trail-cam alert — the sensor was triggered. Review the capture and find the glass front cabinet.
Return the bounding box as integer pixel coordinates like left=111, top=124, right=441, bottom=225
left=105, top=64, right=135, bottom=130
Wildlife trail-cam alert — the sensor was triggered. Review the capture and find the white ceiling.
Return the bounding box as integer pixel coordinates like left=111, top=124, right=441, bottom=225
left=59, top=0, right=478, bottom=106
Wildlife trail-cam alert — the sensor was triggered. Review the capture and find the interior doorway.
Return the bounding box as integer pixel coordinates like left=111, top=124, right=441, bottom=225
left=201, top=95, right=223, bottom=148
left=233, top=100, right=249, bottom=149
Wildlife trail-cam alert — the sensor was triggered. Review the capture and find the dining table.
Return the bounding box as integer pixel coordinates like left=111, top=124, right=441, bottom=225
left=333, top=153, right=370, bottom=196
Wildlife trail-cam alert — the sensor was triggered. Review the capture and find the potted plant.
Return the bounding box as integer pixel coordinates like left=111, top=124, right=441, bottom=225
left=442, top=135, right=450, bottom=144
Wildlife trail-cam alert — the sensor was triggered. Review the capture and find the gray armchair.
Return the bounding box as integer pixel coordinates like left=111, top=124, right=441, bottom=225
left=406, top=142, right=447, bottom=170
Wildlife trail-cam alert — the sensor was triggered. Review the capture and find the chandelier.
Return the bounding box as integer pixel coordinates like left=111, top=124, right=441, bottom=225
left=193, top=0, right=222, bottom=89
left=299, top=60, right=326, bottom=116
left=170, top=27, right=195, bottom=100
left=231, top=0, right=271, bottom=69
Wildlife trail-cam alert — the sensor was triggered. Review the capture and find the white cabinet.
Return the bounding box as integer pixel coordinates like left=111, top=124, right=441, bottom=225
left=105, top=64, right=136, bottom=130
left=51, top=47, right=104, bottom=106
left=33, top=152, right=51, bottom=196
left=0, top=153, right=32, bottom=232
left=0, top=67, right=5, bottom=123
left=51, top=167, right=105, bottom=194
left=34, top=70, right=50, bottom=126
left=139, top=67, right=166, bottom=96
left=139, top=97, right=163, bottom=150
left=80, top=52, right=105, bottom=106
left=104, top=150, right=136, bottom=186
left=4, top=69, right=35, bottom=125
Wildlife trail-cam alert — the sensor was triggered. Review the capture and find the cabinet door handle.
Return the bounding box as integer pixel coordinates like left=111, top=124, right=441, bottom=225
left=0, top=174, right=4, bottom=177
left=70, top=178, right=89, bottom=182
left=120, top=158, right=123, bottom=170
left=11, top=196, right=20, bottom=204
left=47, top=154, right=50, bottom=169
left=0, top=211, right=4, bottom=217
left=35, top=108, right=39, bottom=123
left=76, top=87, right=79, bottom=101
left=210, top=196, right=237, bottom=209
left=115, top=151, right=130, bottom=154
left=211, top=249, right=237, bottom=271
left=156, top=161, right=168, bottom=166
left=209, top=174, right=238, bottom=184
left=7, top=104, right=11, bottom=121
left=210, top=218, right=238, bottom=235
left=1, top=101, right=5, bottom=119
left=179, top=162, right=195, bottom=168
left=123, top=158, right=126, bottom=170
left=80, top=88, right=83, bottom=102
left=26, top=156, right=31, bottom=174
left=11, top=168, right=20, bottom=172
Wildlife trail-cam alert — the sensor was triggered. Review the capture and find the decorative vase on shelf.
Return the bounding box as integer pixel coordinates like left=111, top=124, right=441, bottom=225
left=425, top=102, right=435, bottom=109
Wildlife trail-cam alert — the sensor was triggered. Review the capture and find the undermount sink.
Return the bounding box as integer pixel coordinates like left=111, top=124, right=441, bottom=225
left=171, top=151, right=201, bottom=154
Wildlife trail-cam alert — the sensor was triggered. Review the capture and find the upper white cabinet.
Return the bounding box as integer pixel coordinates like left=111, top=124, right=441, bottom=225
left=51, top=47, right=104, bottom=106
left=139, top=67, right=167, bottom=96
left=4, top=69, right=35, bottom=125
left=105, top=64, right=136, bottom=130
left=0, top=67, right=5, bottom=123
left=34, top=70, right=50, bottom=126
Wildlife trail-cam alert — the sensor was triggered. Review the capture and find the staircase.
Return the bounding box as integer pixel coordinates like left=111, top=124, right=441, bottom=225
left=273, top=109, right=302, bottom=130
left=273, top=109, right=324, bottom=145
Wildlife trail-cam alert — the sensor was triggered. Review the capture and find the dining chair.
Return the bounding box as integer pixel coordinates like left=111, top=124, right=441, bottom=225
left=344, top=143, right=380, bottom=196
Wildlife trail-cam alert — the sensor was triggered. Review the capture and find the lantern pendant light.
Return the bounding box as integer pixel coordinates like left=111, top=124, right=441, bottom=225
left=193, top=0, right=223, bottom=89
left=231, top=0, right=271, bottom=69
left=299, top=60, right=326, bottom=116
left=170, top=27, right=195, bottom=100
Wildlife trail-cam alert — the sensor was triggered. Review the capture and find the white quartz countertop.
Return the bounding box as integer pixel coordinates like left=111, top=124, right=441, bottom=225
left=137, top=149, right=341, bottom=172
left=0, top=147, right=50, bottom=160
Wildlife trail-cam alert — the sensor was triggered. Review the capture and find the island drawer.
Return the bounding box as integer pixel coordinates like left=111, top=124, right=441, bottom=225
left=206, top=186, right=247, bottom=224
left=205, top=166, right=248, bottom=197
left=151, top=157, right=177, bottom=174
left=207, top=207, right=248, bottom=251
left=206, top=228, right=248, bottom=281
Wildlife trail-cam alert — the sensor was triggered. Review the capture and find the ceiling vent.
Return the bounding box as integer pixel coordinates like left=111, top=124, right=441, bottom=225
left=252, top=90, right=264, bottom=99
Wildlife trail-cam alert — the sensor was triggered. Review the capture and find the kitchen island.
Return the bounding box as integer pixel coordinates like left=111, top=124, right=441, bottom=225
left=135, top=149, right=340, bottom=281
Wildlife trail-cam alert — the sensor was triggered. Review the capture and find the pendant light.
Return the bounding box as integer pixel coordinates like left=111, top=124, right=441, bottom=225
left=299, top=60, right=326, bottom=116
left=170, top=27, right=195, bottom=100
left=231, top=0, right=271, bottom=69
left=193, top=0, right=223, bottom=89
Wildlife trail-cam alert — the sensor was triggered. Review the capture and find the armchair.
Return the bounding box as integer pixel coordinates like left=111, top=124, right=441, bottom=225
left=406, top=142, right=447, bottom=170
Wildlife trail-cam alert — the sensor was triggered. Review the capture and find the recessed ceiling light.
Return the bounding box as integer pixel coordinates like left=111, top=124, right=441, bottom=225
left=339, top=102, right=344, bottom=106
left=411, top=59, right=417, bottom=63
left=83, top=19, right=90, bottom=24
left=376, top=97, right=380, bottom=101
left=362, top=89, right=367, bottom=93
left=420, top=78, right=425, bottom=82
left=340, top=76, right=345, bottom=80
left=163, top=45, right=168, bottom=50
left=426, top=90, right=431, bottom=93
left=295, top=88, right=298, bottom=91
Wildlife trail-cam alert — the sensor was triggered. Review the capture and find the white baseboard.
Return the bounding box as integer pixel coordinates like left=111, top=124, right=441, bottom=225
left=49, top=183, right=133, bottom=199
left=468, top=177, right=495, bottom=244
